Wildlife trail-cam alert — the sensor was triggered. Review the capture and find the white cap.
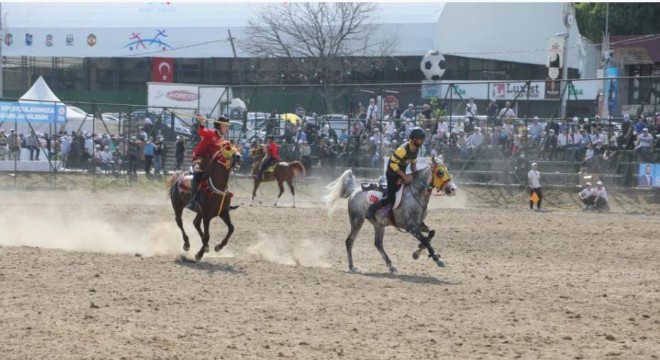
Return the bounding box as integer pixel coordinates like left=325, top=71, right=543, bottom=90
left=585, top=182, right=592, bottom=186
left=532, top=162, right=538, bottom=167
left=623, top=114, right=630, bottom=119
left=596, top=180, right=603, bottom=185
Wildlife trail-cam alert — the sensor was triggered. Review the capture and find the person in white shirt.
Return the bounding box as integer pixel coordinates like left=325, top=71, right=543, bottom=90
left=634, top=128, right=654, bottom=161
left=465, top=97, right=477, bottom=118
left=557, top=128, right=570, bottom=160
left=527, top=162, right=542, bottom=211
left=366, top=98, right=379, bottom=122
left=578, top=182, right=596, bottom=209
left=592, top=180, right=609, bottom=210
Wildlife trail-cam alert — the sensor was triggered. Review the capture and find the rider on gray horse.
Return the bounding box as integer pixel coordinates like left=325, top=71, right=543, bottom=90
left=366, top=126, right=425, bottom=220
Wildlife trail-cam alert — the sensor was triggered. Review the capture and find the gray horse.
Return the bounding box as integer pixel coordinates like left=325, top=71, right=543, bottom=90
left=324, top=157, right=457, bottom=273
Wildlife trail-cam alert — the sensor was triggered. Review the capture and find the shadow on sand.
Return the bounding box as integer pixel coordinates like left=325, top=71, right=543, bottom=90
left=357, top=271, right=460, bottom=286
left=175, top=255, right=242, bottom=275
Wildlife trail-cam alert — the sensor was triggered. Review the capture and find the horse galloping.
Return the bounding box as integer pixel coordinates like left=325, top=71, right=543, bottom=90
left=166, top=144, right=242, bottom=261
left=324, top=157, right=457, bottom=273
left=250, top=146, right=305, bottom=207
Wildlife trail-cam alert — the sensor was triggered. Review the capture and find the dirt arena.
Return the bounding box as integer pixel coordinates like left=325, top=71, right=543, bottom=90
left=1, top=175, right=659, bottom=359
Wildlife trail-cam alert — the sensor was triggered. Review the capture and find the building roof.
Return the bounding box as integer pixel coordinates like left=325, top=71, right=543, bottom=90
left=1, top=2, right=589, bottom=72
left=610, top=35, right=660, bottom=65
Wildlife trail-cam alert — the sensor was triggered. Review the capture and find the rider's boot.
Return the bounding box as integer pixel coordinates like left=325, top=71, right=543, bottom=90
left=186, top=172, right=201, bottom=210
left=365, top=201, right=383, bottom=220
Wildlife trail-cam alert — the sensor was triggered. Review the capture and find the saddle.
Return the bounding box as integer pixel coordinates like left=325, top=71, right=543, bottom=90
left=265, top=160, right=280, bottom=173
left=360, top=176, right=387, bottom=192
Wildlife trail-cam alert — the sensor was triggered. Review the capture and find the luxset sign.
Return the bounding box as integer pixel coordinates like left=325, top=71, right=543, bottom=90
left=490, top=82, right=544, bottom=100
left=421, top=80, right=600, bottom=101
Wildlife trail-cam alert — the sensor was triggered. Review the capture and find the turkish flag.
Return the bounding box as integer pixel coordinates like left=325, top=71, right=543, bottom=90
left=152, top=57, right=174, bottom=83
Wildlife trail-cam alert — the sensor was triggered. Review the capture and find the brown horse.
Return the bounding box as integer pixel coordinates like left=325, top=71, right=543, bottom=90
left=250, top=146, right=305, bottom=207
left=166, top=145, right=241, bottom=261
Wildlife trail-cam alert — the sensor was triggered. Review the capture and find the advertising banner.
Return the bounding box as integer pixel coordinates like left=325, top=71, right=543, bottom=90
left=0, top=101, right=66, bottom=124
left=638, top=163, right=660, bottom=188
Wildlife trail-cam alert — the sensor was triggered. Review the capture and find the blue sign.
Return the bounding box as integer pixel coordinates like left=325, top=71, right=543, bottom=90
left=638, top=163, right=660, bottom=188
left=605, top=67, right=618, bottom=114
left=0, top=101, right=66, bottom=124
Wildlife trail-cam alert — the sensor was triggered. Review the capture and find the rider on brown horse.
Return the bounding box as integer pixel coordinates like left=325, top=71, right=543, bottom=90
left=255, top=136, right=280, bottom=180
left=187, top=115, right=230, bottom=210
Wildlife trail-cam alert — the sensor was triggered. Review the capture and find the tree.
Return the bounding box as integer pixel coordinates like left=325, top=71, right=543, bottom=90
left=240, top=2, right=396, bottom=112
left=575, top=3, right=660, bottom=44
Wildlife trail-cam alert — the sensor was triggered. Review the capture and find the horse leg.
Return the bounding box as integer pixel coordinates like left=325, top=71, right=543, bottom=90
left=214, top=208, right=234, bottom=253
left=373, top=225, right=397, bottom=273
left=174, top=203, right=190, bottom=252
left=411, top=228, right=444, bottom=267
left=251, top=180, right=260, bottom=206
left=345, top=214, right=365, bottom=273
left=413, top=230, right=435, bottom=260
left=274, top=179, right=285, bottom=207
left=193, top=213, right=203, bottom=240
left=286, top=178, right=296, bottom=208
left=195, top=217, right=211, bottom=262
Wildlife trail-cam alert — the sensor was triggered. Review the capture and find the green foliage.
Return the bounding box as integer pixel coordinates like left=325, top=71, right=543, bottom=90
left=575, top=3, right=660, bottom=43
left=429, top=97, right=446, bottom=119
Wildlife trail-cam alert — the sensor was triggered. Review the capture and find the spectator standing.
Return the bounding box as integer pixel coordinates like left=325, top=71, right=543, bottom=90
left=8, top=130, right=20, bottom=160
left=153, top=135, right=164, bottom=174
left=144, top=137, right=154, bottom=175
left=529, top=117, right=544, bottom=148
left=401, top=103, right=415, bottom=121
left=498, top=101, right=516, bottom=121
left=528, top=162, right=542, bottom=212
left=486, top=100, right=499, bottom=125
left=127, top=136, right=140, bottom=175
left=465, top=97, right=477, bottom=119
left=175, top=135, right=185, bottom=171
left=0, top=130, right=7, bottom=160
left=26, top=131, right=40, bottom=160
left=366, top=98, right=379, bottom=123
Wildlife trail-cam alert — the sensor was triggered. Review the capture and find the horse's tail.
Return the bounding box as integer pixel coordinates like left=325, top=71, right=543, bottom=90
left=324, top=169, right=356, bottom=215
left=166, top=172, right=184, bottom=198
left=291, top=161, right=306, bottom=179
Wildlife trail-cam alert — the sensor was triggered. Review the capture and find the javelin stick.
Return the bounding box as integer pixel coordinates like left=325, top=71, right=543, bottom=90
left=164, top=109, right=227, bottom=126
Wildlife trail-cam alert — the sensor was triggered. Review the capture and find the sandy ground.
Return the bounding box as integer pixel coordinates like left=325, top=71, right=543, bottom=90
left=1, top=175, right=659, bottom=359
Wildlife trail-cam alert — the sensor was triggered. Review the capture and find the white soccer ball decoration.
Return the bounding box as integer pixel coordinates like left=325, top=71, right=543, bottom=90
left=421, top=50, right=446, bottom=81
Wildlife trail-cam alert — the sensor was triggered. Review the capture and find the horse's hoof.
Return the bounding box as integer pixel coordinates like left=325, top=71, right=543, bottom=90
left=389, top=265, right=398, bottom=274
left=349, top=266, right=358, bottom=273
left=195, top=253, right=203, bottom=262
left=436, top=259, right=446, bottom=267
left=428, top=230, right=436, bottom=240
left=204, top=246, right=210, bottom=253
left=412, top=250, right=421, bottom=260
left=214, top=244, right=222, bottom=252
left=183, top=243, right=190, bottom=252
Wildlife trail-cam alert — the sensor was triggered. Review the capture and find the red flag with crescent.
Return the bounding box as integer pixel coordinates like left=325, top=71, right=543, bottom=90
left=152, top=57, right=174, bottom=83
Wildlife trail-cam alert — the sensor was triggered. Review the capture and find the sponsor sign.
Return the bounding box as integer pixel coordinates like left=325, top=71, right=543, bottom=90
left=638, top=163, right=660, bottom=188
left=0, top=101, right=66, bottom=124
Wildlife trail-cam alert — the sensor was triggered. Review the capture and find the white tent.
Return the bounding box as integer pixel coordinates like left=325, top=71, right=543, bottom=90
left=15, top=76, right=95, bottom=135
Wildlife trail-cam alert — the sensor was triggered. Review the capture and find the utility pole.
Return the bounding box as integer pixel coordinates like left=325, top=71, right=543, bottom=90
left=227, top=29, right=244, bottom=89
left=0, top=2, right=4, bottom=98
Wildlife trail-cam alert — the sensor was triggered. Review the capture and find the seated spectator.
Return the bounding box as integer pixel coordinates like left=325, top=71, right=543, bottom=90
left=101, top=145, right=116, bottom=173
left=578, top=181, right=596, bottom=210
left=591, top=180, right=609, bottom=211
left=634, top=128, right=654, bottom=161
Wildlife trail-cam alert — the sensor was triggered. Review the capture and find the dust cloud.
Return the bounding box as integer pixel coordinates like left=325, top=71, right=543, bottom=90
left=0, top=205, right=183, bottom=257
left=246, top=232, right=331, bottom=268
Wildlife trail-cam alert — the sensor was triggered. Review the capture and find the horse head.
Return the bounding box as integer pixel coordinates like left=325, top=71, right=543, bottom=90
left=215, top=141, right=241, bottom=170
left=431, top=156, right=457, bottom=196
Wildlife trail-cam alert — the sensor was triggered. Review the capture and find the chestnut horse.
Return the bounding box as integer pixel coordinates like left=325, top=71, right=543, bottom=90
left=166, top=145, right=241, bottom=261
left=250, top=146, right=305, bottom=207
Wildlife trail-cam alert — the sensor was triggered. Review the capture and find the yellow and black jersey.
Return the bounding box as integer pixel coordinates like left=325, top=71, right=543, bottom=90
left=388, top=141, right=418, bottom=173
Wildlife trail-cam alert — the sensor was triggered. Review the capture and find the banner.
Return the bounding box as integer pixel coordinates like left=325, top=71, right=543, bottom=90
left=152, top=57, right=174, bottom=83
left=0, top=101, right=66, bottom=124
left=638, top=163, right=660, bottom=188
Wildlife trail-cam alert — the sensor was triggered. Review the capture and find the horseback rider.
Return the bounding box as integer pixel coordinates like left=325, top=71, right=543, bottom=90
left=366, top=126, right=425, bottom=220
left=186, top=115, right=230, bottom=210
left=255, top=136, right=280, bottom=180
